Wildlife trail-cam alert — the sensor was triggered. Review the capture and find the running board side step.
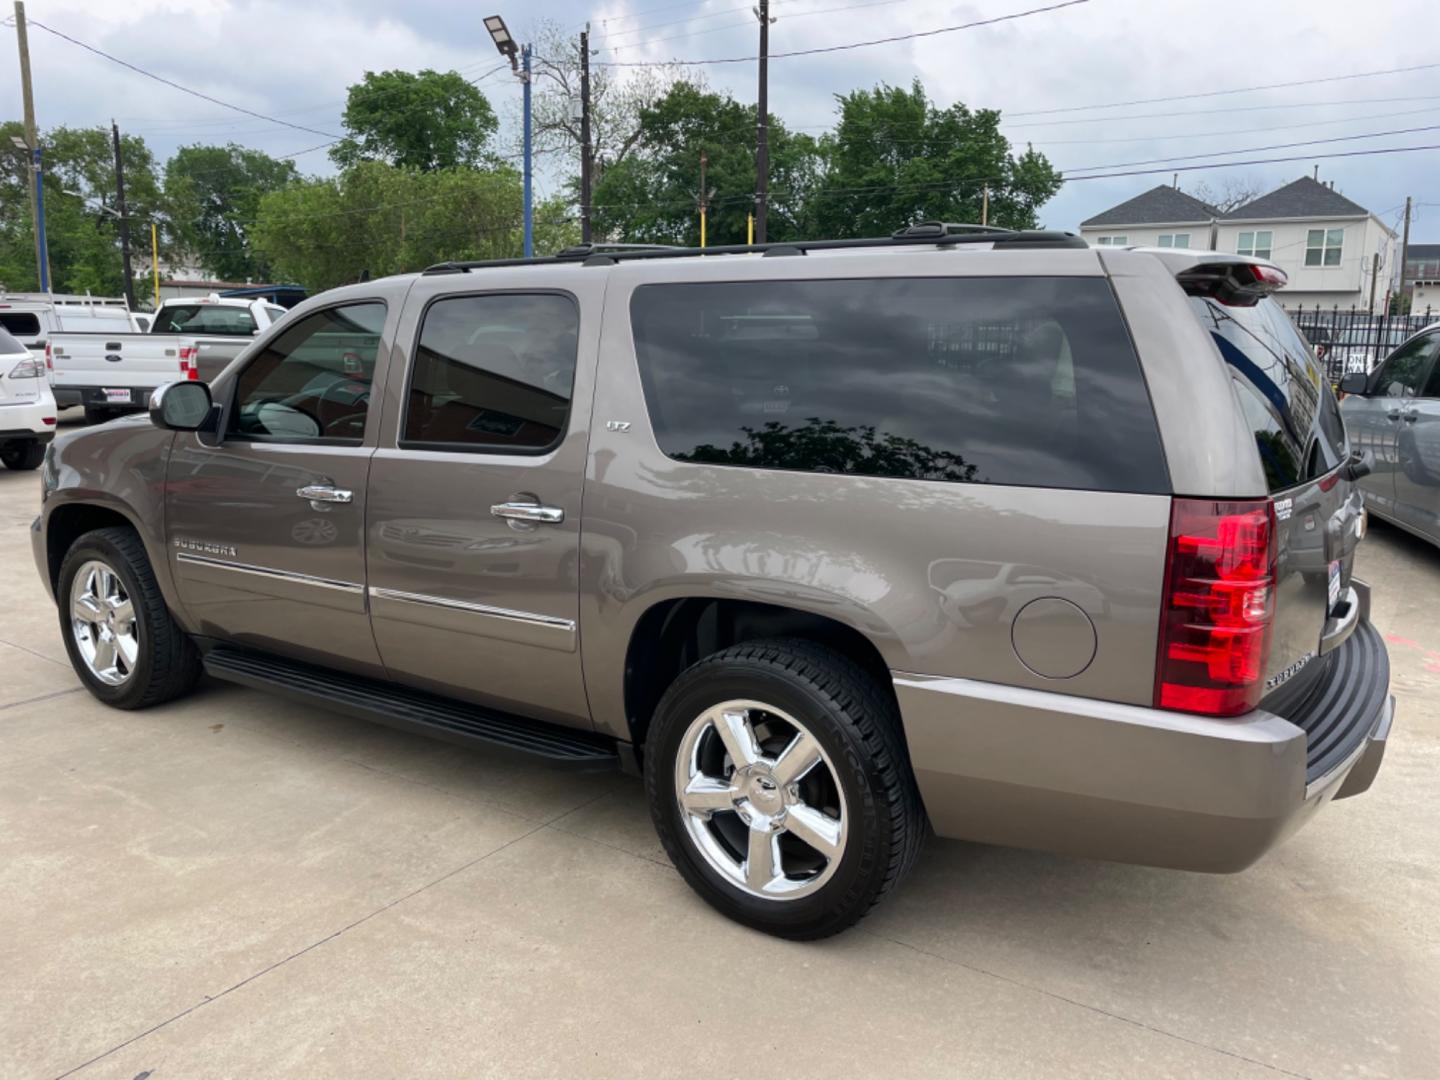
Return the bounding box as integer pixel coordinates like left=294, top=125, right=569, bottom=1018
left=203, top=646, right=618, bottom=769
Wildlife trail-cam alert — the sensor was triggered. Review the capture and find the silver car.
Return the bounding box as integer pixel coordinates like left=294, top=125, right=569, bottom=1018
left=1340, top=323, right=1440, bottom=546
left=31, top=230, right=1393, bottom=938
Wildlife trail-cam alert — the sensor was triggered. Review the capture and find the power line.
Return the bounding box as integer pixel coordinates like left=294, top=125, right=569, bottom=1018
left=586, top=0, right=1090, bottom=66
left=1062, top=123, right=1440, bottom=174
left=24, top=19, right=343, bottom=140
left=1063, top=142, right=1440, bottom=183
left=597, top=0, right=911, bottom=50
left=1003, top=93, right=1440, bottom=130
left=1006, top=61, right=1440, bottom=118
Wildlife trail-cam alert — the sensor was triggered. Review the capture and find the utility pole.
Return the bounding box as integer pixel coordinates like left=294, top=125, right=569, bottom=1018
left=981, top=187, right=989, bottom=227
left=699, top=151, right=708, bottom=248
left=111, top=121, right=136, bottom=309
left=579, top=27, right=593, bottom=244
left=754, top=0, right=772, bottom=244
left=14, top=1, right=49, bottom=291
left=1399, top=195, right=1413, bottom=309
left=522, top=44, right=533, bottom=257
left=1368, top=252, right=1380, bottom=314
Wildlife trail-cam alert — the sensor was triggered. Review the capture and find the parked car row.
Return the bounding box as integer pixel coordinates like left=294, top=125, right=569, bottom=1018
left=32, top=232, right=1392, bottom=938
left=0, top=291, right=289, bottom=430
left=1339, top=322, right=1440, bottom=547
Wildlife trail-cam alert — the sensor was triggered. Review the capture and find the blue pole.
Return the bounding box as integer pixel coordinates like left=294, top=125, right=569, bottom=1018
left=33, top=146, right=50, bottom=292
left=522, top=43, right=533, bottom=259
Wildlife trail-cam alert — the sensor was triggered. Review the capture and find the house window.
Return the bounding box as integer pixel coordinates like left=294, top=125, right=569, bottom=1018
left=1157, top=234, right=1190, bottom=248
left=1237, top=230, right=1273, bottom=259
left=1305, top=228, right=1344, bottom=267
left=1093, top=235, right=1127, bottom=247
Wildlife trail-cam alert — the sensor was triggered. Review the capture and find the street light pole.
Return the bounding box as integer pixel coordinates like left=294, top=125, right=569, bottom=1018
left=522, top=43, right=533, bottom=258
left=484, top=15, right=532, bottom=258
left=31, top=144, right=49, bottom=292
left=579, top=27, right=593, bottom=244
left=754, top=0, right=772, bottom=245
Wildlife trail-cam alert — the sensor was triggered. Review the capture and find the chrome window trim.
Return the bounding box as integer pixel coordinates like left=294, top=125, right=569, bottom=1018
left=367, top=586, right=576, bottom=631
left=174, top=552, right=365, bottom=595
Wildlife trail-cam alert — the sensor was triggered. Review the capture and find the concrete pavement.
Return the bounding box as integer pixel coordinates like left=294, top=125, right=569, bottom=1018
left=2, top=438, right=1438, bottom=1079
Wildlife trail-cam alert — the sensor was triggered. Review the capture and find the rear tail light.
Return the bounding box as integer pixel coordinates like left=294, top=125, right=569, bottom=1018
left=7, top=356, right=45, bottom=379
left=179, top=345, right=199, bottom=380
left=1155, top=498, right=1277, bottom=718
left=44, top=342, right=53, bottom=371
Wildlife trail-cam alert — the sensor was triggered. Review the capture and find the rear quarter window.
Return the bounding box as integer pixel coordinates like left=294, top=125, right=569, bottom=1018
left=629, top=276, right=1169, bottom=493
left=0, top=313, right=41, bottom=337
left=1188, top=296, right=1347, bottom=492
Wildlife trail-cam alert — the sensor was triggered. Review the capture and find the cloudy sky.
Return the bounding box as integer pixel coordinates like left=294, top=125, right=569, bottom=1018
left=9, top=0, right=1439, bottom=241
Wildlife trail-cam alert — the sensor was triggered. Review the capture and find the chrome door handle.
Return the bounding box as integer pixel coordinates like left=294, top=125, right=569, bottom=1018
left=296, top=483, right=353, bottom=504
left=490, top=500, right=564, bottom=525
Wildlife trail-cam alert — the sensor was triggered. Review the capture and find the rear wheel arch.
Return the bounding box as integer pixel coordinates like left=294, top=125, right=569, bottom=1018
left=622, top=597, right=901, bottom=758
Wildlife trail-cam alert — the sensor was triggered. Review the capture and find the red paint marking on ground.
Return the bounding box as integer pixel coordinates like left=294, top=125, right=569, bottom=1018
left=1385, top=634, right=1420, bottom=649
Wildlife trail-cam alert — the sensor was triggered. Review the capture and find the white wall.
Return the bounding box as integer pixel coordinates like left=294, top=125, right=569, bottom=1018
left=1213, top=216, right=1396, bottom=311
left=1079, top=224, right=1212, bottom=249
left=1415, top=282, right=1440, bottom=315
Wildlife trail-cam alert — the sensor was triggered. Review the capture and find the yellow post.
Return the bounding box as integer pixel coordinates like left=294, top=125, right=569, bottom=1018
left=150, top=222, right=160, bottom=308
left=747, top=213, right=754, bottom=245
left=700, top=209, right=707, bottom=249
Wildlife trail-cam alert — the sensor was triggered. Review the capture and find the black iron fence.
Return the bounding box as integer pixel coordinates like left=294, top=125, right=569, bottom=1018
left=1283, top=305, right=1437, bottom=382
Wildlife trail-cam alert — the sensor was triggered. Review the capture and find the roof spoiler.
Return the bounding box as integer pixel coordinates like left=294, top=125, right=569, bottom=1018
left=1176, top=261, right=1288, bottom=308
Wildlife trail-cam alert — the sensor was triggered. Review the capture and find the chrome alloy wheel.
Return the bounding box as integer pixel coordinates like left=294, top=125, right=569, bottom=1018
left=674, top=700, right=848, bottom=901
left=69, top=559, right=139, bottom=686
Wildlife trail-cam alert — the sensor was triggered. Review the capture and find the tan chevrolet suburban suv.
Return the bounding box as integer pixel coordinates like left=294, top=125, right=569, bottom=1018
left=31, top=226, right=1394, bottom=938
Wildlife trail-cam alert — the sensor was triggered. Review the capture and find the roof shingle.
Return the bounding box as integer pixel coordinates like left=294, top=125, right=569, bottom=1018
left=1226, top=176, right=1368, bottom=220
left=1080, top=185, right=1222, bottom=227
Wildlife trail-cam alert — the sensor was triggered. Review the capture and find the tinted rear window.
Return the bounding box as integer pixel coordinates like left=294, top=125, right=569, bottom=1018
left=630, top=277, right=1169, bottom=493
left=154, top=304, right=256, bottom=335
left=0, top=313, right=41, bottom=337
left=1188, top=297, right=1347, bottom=492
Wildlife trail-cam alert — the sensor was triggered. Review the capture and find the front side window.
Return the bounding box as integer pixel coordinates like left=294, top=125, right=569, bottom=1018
left=229, top=301, right=386, bottom=443
left=1237, top=231, right=1273, bottom=259
left=1304, top=228, right=1344, bottom=267
left=631, top=277, right=1169, bottom=493
left=154, top=304, right=258, bottom=336
left=1158, top=234, right=1190, bottom=249
left=404, top=293, right=579, bottom=452
left=1374, top=334, right=1439, bottom=399
left=1093, top=235, right=1127, bottom=247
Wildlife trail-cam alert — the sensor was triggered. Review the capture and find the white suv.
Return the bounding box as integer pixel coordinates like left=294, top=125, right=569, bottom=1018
left=0, top=326, right=56, bottom=470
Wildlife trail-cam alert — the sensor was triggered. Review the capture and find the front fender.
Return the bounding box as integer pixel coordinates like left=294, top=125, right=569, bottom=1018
left=41, top=418, right=186, bottom=624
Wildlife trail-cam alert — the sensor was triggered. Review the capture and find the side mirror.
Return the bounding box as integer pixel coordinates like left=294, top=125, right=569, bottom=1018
left=1343, top=449, right=1373, bottom=482
left=149, top=380, right=213, bottom=431
left=1337, top=372, right=1369, bottom=397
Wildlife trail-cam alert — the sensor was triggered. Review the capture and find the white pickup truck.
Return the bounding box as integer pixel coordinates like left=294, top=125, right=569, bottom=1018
left=47, top=296, right=287, bottom=422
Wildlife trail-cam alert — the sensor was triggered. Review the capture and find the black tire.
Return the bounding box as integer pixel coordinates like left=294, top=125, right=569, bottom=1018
left=57, top=526, right=202, bottom=709
left=83, top=406, right=111, bottom=425
left=645, top=638, right=925, bottom=940
left=0, top=441, right=45, bottom=470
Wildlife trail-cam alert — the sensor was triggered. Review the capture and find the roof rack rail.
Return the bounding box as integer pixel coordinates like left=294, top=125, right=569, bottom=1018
left=891, top=221, right=1016, bottom=239
left=419, top=228, right=1088, bottom=275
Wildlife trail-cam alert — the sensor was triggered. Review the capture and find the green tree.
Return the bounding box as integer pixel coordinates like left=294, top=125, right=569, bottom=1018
left=0, top=121, right=166, bottom=296
left=250, top=161, right=577, bottom=292
left=590, top=81, right=820, bottom=246
left=810, top=81, right=1063, bottom=238
left=164, top=144, right=298, bottom=282
left=331, top=70, right=499, bottom=172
